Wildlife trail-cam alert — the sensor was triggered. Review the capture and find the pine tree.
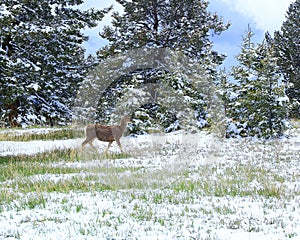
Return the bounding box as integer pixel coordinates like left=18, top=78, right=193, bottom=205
left=0, top=4, right=14, bottom=125
left=0, top=0, right=110, bottom=127
left=274, top=0, right=300, bottom=118
left=91, top=0, right=229, bottom=132
left=98, top=0, right=229, bottom=69
left=227, top=28, right=289, bottom=138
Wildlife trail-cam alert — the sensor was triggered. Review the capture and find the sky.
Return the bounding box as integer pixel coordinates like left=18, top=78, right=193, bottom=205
left=79, top=0, right=294, bottom=69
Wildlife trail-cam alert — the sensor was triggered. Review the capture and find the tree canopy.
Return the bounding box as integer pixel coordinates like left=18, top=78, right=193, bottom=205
left=86, top=0, right=230, bottom=133
left=225, top=28, right=289, bottom=138
left=0, top=0, right=111, bottom=126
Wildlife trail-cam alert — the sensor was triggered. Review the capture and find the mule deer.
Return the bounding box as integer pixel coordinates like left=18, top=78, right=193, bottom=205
left=81, top=116, right=132, bottom=154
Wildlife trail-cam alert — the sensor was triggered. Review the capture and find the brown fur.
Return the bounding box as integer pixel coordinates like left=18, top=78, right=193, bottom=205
left=81, top=116, right=132, bottom=154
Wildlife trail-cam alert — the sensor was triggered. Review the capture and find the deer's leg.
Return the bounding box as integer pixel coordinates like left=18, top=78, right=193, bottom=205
left=115, top=139, right=124, bottom=153
left=104, top=141, right=113, bottom=154
left=81, top=138, right=90, bottom=147
left=81, top=137, right=97, bottom=153
left=80, top=139, right=88, bottom=154
left=89, top=140, right=99, bottom=153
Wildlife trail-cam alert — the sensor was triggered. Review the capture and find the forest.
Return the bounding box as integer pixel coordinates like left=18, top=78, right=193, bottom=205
left=1, top=0, right=299, bottom=138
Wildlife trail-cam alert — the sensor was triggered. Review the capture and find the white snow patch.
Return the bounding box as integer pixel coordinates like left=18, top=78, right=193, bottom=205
left=0, top=139, right=81, bottom=156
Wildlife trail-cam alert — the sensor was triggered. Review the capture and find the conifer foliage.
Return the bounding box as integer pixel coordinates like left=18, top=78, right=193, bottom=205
left=274, top=0, right=300, bottom=118
left=94, top=0, right=230, bottom=132
left=98, top=0, right=229, bottom=63
left=226, top=29, right=289, bottom=138
left=0, top=0, right=110, bottom=127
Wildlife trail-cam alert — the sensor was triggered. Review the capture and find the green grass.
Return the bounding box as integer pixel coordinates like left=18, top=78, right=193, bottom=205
left=0, top=175, right=112, bottom=210
left=0, top=162, right=79, bottom=181
left=0, top=145, right=295, bottom=211
left=8, top=176, right=111, bottom=194
left=170, top=162, right=288, bottom=199
left=0, top=127, right=84, bottom=141
left=0, top=148, right=82, bottom=165
left=0, top=147, right=144, bottom=208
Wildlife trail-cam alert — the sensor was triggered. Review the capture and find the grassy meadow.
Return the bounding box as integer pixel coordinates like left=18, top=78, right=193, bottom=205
left=0, top=123, right=299, bottom=239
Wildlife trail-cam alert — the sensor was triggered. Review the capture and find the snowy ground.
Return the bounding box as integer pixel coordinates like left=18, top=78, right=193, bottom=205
left=0, top=126, right=300, bottom=240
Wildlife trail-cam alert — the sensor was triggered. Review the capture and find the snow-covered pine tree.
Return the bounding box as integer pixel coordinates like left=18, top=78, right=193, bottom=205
left=0, top=4, right=16, bottom=126
left=274, top=0, right=300, bottom=118
left=218, top=69, right=236, bottom=132
left=94, top=0, right=230, bottom=133
left=98, top=0, right=229, bottom=63
left=0, top=0, right=110, bottom=127
left=227, top=28, right=289, bottom=138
